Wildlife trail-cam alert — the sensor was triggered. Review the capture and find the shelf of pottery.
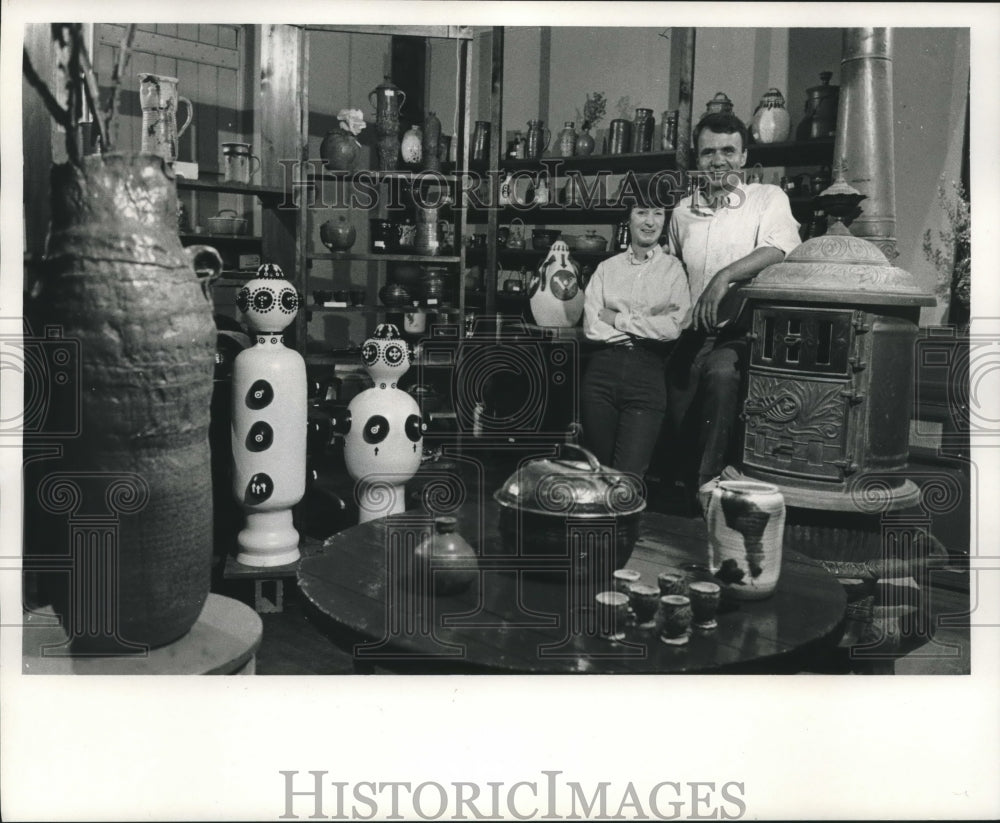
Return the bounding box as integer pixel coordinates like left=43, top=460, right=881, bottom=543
left=292, top=34, right=475, bottom=372
left=464, top=78, right=839, bottom=319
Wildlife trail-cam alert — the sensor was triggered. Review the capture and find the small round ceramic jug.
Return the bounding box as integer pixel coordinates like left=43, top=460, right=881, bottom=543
left=414, top=516, right=479, bottom=596
left=703, top=478, right=785, bottom=600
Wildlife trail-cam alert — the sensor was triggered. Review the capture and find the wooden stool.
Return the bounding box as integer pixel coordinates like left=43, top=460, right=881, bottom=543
left=22, top=593, right=262, bottom=675
left=223, top=555, right=300, bottom=614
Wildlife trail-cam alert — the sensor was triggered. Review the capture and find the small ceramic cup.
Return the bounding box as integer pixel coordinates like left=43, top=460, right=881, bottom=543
left=613, top=568, right=642, bottom=595
left=688, top=581, right=722, bottom=630
left=627, top=583, right=661, bottom=630
left=595, top=591, right=629, bottom=641
left=657, top=569, right=687, bottom=597
left=659, top=594, right=692, bottom=646
left=349, top=287, right=366, bottom=307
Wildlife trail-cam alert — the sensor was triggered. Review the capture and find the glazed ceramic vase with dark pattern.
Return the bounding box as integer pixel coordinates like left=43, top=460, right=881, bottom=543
left=343, top=324, right=424, bottom=523
left=704, top=479, right=785, bottom=600
left=232, top=263, right=306, bottom=566
left=370, top=76, right=406, bottom=171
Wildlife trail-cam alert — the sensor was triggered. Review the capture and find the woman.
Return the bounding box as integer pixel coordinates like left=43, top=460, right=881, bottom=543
left=581, top=198, right=691, bottom=480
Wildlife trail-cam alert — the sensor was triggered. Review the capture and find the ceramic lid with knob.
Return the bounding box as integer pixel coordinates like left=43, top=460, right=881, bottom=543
left=493, top=444, right=646, bottom=519
left=757, top=88, right=787, bottom=108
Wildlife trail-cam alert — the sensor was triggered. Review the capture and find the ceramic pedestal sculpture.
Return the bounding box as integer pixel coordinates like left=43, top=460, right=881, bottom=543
left=529, top=240, right=585, bottom=327
left=341, top=324, right=424, bottom=523
left=232, top=263, right=306, bottom=566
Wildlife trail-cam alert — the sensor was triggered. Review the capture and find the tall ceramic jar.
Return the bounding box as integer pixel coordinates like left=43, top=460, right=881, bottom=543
left=36, top=152, right=218, bottom=650
left=557, top=122, right=577, bottom=157
left=423, top=111, right=442, bottom=171
left=630, top=108, right=655, bottom=153
left=704, top=479, right=785, bottom=600
left=370, top=76, right=406, bottom=171
left=750, top=88, right=791, bottom=144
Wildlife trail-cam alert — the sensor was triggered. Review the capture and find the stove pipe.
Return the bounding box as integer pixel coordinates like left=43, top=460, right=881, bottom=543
left=835, top=28, right=897, bottom=260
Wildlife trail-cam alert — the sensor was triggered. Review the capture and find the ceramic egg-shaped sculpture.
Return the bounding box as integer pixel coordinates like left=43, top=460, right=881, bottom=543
left=344, top=324, right=424, bottom=522
left=231, top=263, right=307, bottom=566
left=529, top=240, right=585, bottom=327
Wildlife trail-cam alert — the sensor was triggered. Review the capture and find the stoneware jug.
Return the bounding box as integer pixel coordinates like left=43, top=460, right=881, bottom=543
left=401, top=125, right=423, bottom=165
left=528, top=240, right=584, bottom=327
left=703, top=479, right=785, bottom=600
left=525, top=119, right=550, bottom=159
left=750, top=88, right=791, bottom=144
left=138, top=73, right=193, bottom=163
left=34, top=152, right=218, bottom=650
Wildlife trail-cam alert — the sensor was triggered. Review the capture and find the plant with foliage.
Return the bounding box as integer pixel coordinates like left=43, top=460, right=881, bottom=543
left=922, top=179, right=971, bottom=312
left=575, top=91, right=607, bottom=130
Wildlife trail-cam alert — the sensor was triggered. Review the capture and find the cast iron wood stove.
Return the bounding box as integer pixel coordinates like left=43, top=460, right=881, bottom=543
left=738, top=180, right=935, bottom=517
left=734, top=179, right=938, bottom=663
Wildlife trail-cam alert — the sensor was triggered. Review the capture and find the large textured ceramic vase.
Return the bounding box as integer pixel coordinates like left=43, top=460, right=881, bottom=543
left=232, top=264, right=307, bottom=566
left=528, top=240, right=585, bottom=327
left=705, top=479, right=785, bottom=600
left=341, top=324, right=424, bottom=522
left=39, top=152, right=218, bottom=650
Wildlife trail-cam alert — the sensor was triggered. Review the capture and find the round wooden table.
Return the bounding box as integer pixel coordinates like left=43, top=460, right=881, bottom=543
left=298, top=504, right=847, bottom=673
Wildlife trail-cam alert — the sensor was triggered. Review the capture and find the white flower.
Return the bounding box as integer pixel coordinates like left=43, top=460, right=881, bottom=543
left=337, top=108, right=367, bottom=137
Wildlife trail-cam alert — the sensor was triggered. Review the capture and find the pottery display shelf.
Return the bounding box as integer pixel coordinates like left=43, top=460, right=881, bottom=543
left=176, top=176, right=287, bottom=204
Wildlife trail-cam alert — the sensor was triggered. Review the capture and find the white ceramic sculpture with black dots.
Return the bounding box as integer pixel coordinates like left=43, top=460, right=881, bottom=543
left=341, top=324, right=424, bottom=522
left=231, top=263, right=306, bottom=566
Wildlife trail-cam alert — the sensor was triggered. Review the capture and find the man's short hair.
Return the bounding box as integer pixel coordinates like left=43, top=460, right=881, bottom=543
left=693, top=112, right=749, bottom=152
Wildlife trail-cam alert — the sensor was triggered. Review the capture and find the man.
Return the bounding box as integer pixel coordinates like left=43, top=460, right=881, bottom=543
left=581, top=194, right=691, bottom=480
left=665, top=112, right=801, bottom=496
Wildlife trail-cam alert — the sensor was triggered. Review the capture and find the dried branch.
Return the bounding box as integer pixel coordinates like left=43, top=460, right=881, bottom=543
left=77, top=38, right=109, bottom=152
left=22, top=48, right=70, bottom=127
left=104, top=24, right=137, bottom=151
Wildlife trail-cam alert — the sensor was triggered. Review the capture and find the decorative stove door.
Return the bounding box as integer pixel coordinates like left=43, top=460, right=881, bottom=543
left=742, top=307, right=858, bottom=482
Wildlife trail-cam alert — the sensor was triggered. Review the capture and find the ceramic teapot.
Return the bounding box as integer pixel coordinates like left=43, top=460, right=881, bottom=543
left=528, top=240, right=584, bottom=328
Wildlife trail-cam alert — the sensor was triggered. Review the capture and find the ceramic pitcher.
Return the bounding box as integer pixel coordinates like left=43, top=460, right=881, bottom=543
left=138, top=73, right=193, bottom=163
